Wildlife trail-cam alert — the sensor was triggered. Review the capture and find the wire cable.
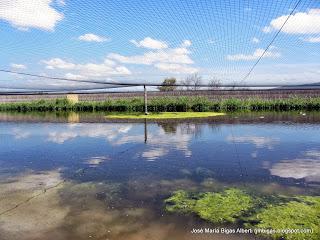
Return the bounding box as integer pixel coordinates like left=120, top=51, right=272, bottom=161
left=0, top=69, right=131, bottom=86
left=2, top=68, right=320, bottom=89
left=241, top=0, right=303, bottom=82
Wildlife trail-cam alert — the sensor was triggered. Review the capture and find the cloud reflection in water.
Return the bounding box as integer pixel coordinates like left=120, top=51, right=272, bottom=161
left=270, top=150, right=320, bottom=182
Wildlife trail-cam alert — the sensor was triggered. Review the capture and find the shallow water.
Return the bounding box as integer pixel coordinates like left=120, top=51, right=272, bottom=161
left=0, top=112, right=319, bottom=240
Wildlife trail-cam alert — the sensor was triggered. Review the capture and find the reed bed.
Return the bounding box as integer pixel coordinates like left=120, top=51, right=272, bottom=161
left=1, top=97, right=320, bottom=112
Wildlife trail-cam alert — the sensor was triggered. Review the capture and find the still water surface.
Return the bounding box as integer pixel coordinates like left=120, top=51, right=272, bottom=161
left=0, top=112, right=319, bottom=240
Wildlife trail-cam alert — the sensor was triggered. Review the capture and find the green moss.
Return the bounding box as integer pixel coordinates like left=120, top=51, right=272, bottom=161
left=165, top=188, right=254, bottom=223
left=105, top=112, right=225, bottom=119
left=249, top=196, right=320, bottom=240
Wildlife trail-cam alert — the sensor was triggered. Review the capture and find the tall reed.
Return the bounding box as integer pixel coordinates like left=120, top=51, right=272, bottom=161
left=1, top=97, right=320, bottom=112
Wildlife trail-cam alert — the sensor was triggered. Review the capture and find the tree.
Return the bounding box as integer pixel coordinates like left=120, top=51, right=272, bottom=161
left=180, top=77, right=191, bottom=90
left=190, top=73, right=202, bottom=90
left=158, top=77, right=177, bottom=91
left=208, top=77, right=221, bottom=90
left=182, top=73, right=202, bottom=90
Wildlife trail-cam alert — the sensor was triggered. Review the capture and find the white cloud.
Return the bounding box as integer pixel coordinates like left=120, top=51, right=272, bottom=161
left=252, top=37, right=260, bottom=43
left=264, top=9, right=320, bottom=34
left=108, top=47, right=194, bottom=65
left=130, top=37, right=168, bottom=49
left=237, top=63, right=320, bottom=84
left=108, top=40, right=197, bottom=74
left=84, top=123, right=193, bottom=159
left=47, top=124, right=132, bottom=144
left=7, top=122, right=193, bottom=160
left=48, top=131, right=77, bottom=143
left=0, top=0, right=63, bottom=31
left=142, top=147, right=169, bottom=160
left=78, top=33, right=109, bottom=43
left=154, top=63, right=198, bottom=74
left=226, top=135, right=280, bottom=149
left=10, top=63, right=27, bottom=69
left=56, top=0, right=65, bottom=6
left=42, top=58, right=75, bottom=70
left=135, top=126, right=193, bottom=160
left=42, top=58, right=131, bottom=77
left=270, top=159, right=320, bottom=182
left=262, top=26, right=272, bottom=33
left=305, top=150, right=320, bottom=158
left=227, top=48, right=281, bottom=61
left=208, top=39, right=215, bottom=44
left=85, top=156, right=110, bottom=166
left=64, top=73, right=86, bottom=80
left=147, top=126, right=192, bottom=158
left=251, top=151, right=258, bottom=158
left=302, top=36, right=320, bottom=43
left=269, top=150, right=320, bottom=182
left=43, top=39, right=197, bottom=77
left=181, top=40, right=192, bottom=47
left=12, top=127, right=30, bottom=139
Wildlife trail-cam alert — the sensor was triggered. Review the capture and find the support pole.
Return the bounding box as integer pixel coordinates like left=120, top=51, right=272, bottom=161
left=144, top=84, right=148, bottom=115
left=144, top=118, right=148, bottom=143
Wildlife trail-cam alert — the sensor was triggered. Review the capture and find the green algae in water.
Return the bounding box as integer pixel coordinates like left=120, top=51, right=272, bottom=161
left=105, top=112, right=225, bottom=119
left=165, top=188, right=253, bottom=223
left=165, top=190, right=196, bottom=214
left=247, top=196, right=320, bottom=240
left=165, top=189, right=320, bottom=240
left=194, top=189, right=253, bottom=223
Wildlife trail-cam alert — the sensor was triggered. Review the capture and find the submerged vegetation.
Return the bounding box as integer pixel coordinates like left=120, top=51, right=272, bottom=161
left=248, top=196, right=320, bottom=240
left=165, top=188, right=320, bottom=240
left=166, top=189, right=253, bottom=223
left=1, top=96, right=320, bottom=112
left=165, top=189, right=254, bottom=223
left=194, top=189, right=253, bottom=223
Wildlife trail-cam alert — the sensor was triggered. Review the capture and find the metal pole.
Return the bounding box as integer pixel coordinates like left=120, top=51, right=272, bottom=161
left=144, top=118, right=148, bottom=143
left=144, top=84, right=148, bottom=115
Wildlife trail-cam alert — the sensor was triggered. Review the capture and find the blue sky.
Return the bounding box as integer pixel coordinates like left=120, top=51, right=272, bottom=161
left=0, top=0, right=320, bottom=90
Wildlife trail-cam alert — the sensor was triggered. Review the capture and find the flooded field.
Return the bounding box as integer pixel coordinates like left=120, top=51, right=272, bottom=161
left=0, top=112, right=319, bottom=240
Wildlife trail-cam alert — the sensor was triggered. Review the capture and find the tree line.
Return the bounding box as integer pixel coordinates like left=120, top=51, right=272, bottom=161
left=157, top=74, right=222, bottom=91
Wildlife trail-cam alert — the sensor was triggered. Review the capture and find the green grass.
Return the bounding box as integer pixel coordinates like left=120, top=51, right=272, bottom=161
left=1, top=96, right=320, bottom=112
left=105, top=112, right=225, bottom=119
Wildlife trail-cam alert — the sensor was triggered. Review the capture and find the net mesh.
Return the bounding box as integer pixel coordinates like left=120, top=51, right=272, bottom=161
left=0, top=0, right=319, bottom=93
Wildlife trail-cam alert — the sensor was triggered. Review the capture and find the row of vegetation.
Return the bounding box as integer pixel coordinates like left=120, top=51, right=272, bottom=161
left=1, top=97, right=320, bottom=112
left=165, top=188, right=320, bottom=240
left=158, top=74, right=220, bottom=91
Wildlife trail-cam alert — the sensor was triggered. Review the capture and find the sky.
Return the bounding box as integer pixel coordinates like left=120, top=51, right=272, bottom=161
left=0, top=0, right=320, bottom=91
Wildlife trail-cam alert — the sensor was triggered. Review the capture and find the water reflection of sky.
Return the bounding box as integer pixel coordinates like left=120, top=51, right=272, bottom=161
left=1, top=122, right=320, bottom=185
left=1, top=119, right=320, bottom=240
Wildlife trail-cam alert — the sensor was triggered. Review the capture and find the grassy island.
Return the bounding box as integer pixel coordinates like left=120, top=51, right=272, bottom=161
left=105, top=112, right=225, bottom=119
